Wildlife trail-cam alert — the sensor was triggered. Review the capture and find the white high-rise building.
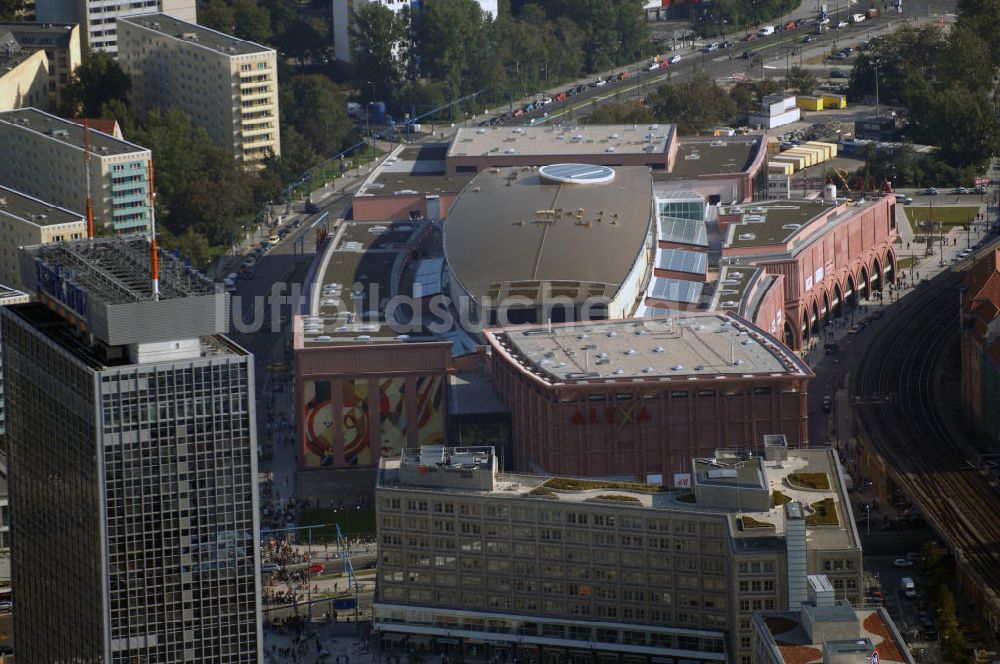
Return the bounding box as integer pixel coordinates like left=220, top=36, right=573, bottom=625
left=118, top=13, right=281, bottom=166
left=332, top=0, right=498, bottom=64
left=34, top=0, right=197, bottom=53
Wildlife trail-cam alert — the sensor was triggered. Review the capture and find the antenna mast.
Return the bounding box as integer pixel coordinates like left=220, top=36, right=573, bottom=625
left=83, top=119, right=94, bottom=237
left=147, top=160, right=159, bottom=300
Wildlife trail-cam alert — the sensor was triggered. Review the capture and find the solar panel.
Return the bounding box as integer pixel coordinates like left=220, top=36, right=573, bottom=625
left=658, top=217, right=708, bottom=247
left=657, top=248, right=707, bottom=274
left=647, top=277, right=704, bottom=304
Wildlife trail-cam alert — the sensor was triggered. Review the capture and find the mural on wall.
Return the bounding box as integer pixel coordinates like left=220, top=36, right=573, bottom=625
left=416, top=374, right=444, bottom=445
left=343, top=379, right=371, bottom=466
left=303, top=379, right=335, bottom=468
left=378, top=378, right=407, bottom=458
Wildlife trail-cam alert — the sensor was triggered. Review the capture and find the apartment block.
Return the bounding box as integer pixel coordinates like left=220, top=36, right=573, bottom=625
left=2, top=237, right=262, bottom=662
left=34, top=0, right=196, bottom=53
left=0, top=108, right=151, bottom=234
left=0, top=36, right=48, bottom=111
left=374, top=439, right=862, bottom=664
left=0, top=22, right=81, bottom=108
left=0, top=284, right=28, bottom=438
left=0, top=185, right=87, bottom=289
left=118, top=13, right=280, bottom=166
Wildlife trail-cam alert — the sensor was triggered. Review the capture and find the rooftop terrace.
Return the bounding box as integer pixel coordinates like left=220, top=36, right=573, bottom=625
left=119, top=13, right=272, bottom=56
left=485, top=312, right=810, bottom=385
left=724, top=200, right=839, bottom=249
left=755, top=606, right=915, bottom=663
left=0, top=108, right=149, bottom=158
left=359, top=143, right=474, bottom=196
left=659, top=138, right=760, bottom=180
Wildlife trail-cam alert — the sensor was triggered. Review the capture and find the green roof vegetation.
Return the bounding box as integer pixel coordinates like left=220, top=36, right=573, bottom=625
left=787, top=472, right=831, bottom=490
left=740, top=515, right=776, bottom=529
left=543, top=478, right=667, bottom=493
left=773, top=490, right=791, bottom=506
left=590, top=494, right=642, bottom=504
left=528, top=487, right=558, bottom=498
left=805, top=498, right=838, bottom=526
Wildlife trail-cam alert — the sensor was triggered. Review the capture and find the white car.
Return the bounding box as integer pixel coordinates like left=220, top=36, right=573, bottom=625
left=837, top=20, right=849, bottom=28
left=593, top=79, right=607, bottom=87
left=647, top=61, right=660, bottom=70
left=818, top=17, right=831, bottom=25
left=539, top=97, right=553, bottom=106
left=668, top=55, right=682, bottom=64
left=893, top=558, right=914, bottom=568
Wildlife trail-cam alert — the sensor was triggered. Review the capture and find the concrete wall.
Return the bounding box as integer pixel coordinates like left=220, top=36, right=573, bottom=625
left=0, top=50, right=49, bottom=112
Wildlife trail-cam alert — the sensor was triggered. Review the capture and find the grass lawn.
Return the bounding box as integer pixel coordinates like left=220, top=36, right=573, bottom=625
left=591, top=494, right=642, bottom=504
left=805, top=498, right=839, bottom=526
left=773, top=490, right=791, bottom=506
left=740, top=515, right=776, bottom=529
left=904, top=206, right=979, bottom=229
left=787, top=472, right=831, bottom=490
left=297, top=508, right=376, bottom=542
left=543, top=477, right=667, bottom=493
left=896, top=255, right=916, bottom=270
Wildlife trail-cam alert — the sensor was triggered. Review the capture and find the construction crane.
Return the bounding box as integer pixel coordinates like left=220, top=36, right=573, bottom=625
left=828, top=168, right=853, bottom=198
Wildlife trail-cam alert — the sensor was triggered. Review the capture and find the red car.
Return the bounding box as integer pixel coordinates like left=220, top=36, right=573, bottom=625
left=308, top=563, right=325, bottom=574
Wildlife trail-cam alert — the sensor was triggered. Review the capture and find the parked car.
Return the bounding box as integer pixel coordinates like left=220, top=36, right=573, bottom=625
left=972, top=185, right=987, bottom=194
left=668, top=55, right=682, bottom=64
left=951, top=186, right=969, bottom=195
left=305, top=201, right=320, bottom=214
left=895, top=194, right=913, bottom=204
left=592, top=78, right=608, bottom=87
left=539, top=97, right=553, bottom=106
left=920, top=187, right=940, bottom=195
left=648, top=61, right=661, bottom=71
left=822, top=395, right=833, bottom=413
left=261, top=562, right=281, bottom=573
left=830, top=69, right=847, bottom=78
left=803, top=34, right=817, bottom=42
left=742, top=50, right=758, bottom=59
left=893, top=558, right=915, bottom=568
left=721, top=40, right=735, bottom=49
left=836, top=20, right=849, bottom=28
left=831, top=52, right=849, bottom=60
left=703, top=42, right=719, bottom=52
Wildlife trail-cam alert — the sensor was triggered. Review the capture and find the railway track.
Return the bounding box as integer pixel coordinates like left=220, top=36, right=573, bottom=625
left=853, top=270, right=1000, bottom=632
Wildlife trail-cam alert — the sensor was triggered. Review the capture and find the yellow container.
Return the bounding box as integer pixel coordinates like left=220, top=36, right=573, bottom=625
left=820, top=93, right=847, bottom=109
left=796, top=96, right=824, bottom=111
left=772, top=154, right=806, bottom=171
left=783, top=148, right=816, bottom=168
left=807, top=140, right=839, bottom=158
left=768, top=161, right=795, bottom=175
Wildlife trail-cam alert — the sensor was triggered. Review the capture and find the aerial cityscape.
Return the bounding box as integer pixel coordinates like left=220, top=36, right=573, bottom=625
left=0, top=0, right=997, bottom=661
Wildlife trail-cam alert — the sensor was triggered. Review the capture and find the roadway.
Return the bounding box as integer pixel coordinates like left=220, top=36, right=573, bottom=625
left=493, top=0, right=955, bottom=127
left=852, top=243, right=1000, bottom=634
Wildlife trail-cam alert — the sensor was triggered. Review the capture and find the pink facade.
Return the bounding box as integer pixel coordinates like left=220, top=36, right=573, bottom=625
left=352, top=192, right=461, bottom=222
left=724, top=195, right=898, bottom=348
left=446, top=153, right=670, bottom=176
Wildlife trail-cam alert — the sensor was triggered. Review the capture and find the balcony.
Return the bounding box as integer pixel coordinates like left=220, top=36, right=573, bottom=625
left=241, top=90, right=274, bottom=103
left=239, top=66, right=272, bottom=80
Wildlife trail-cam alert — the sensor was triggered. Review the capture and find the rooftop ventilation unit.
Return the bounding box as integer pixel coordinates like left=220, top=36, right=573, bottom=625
left=781, top=223, right=802, bottom=230
left=670, top=364, right=684, bottom=371
left=652, top=346, right=664, bottom=353
left=738, top=233, right=756, bottom=241
left=642, top=367, right=656, bottom=374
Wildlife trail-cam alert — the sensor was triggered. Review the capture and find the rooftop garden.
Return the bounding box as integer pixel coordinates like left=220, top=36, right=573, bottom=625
left=805, top=498, right=838, bottom=526
left=773, top=490, right=791, bottom=506
left=787, top=472, right=831, bottom=491
left=528, top=487, right=558, bottom=499
left=740, top=515, right=777, bottom=530
left=542, top=478, right=668, bottom=493
left=590, top=494, right=642, bottom=505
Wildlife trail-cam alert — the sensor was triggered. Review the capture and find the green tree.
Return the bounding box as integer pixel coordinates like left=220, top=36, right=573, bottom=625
left=937, top=26, right=994, bottom=95
left=956, top=0, right=1000, bottom=65
left=159, top=226, right=213, bottom=270
left=232, top=0, right=272, bottom=44
left=198, top=0, right=235, bottom=34
left=280, top=75, right=354, bottom=156
left=59, top=50, right=131, bottom=117
left=647, top=73, right=736, bottom=134
left=582, top=100, right=654, bottom=124
left=413, top=0, right=491, bottom=97
left=351, top=3, right=405, bottom=103
left=785, top=66, right=817, bottom=95
left=277, top=18, right=327, bottom=68
left=0, top=0, right=26, bottom=20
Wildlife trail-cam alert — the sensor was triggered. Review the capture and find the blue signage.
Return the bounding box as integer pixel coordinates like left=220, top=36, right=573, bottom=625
left=36, top=261, right=87, bottom=318
left=333, top=598, right=357, bottom=610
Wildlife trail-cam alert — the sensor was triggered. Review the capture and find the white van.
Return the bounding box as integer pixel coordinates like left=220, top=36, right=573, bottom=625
left=758, top=25, right=775, bottom=36
left=852, top=13, right=865, bottom=22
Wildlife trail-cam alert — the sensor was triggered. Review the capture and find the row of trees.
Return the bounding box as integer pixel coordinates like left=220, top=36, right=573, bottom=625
left=920, top=542, right=969, bottom=661
left=351, top=0, right=652, bottom=114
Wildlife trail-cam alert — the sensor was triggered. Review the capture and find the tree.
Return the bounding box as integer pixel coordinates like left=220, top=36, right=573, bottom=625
left=59, top=50, right=131, bottom=117
left=280, top=75, right=354, bottom=156
left=198, top=0, right=235, bottom=34
left=232, top=0, right=272, bottom=44
left=351, top=3, right=405, bottom=103
left=276, top=18, right=327, bottom=68
left=159, top=227, right=213, bottom=270
left=956, top=0, right=1000, bottom=65
left=0, top=0, right=26, bottom=20
left=582, top=100, right=654, bottom=124
left=785, top=66, right=817, bottom=95
left=647, top=74, right=736, bottom=134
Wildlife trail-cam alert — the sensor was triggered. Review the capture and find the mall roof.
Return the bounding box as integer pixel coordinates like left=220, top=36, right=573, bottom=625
left=0, top=185, right=86, bottom=228
left=659, top=217, right=708, bottom=247
left=119, top=13, right=273, bottom=56
left=359, top=144, right=473, bottom=196
left=658, top=138, right=761, bottom=179
left=723, top=199, right=883, bottom=250
left=485, top=312, right=810, bottom=385
left=656, top=248, right=707, bottom=274
left=447, top=124, right=674, bottom=158
left=0, top=108, right=149, bottom=157
left=444, top=165, right=653, bottom=304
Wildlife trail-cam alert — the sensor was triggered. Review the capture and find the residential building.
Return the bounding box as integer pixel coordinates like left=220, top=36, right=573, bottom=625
left=332, top=0, right=498, bottom=64
left=0, top=185, right=88, bottom=289
left=34, top=0, right=196, bottom=53
left=118, top=13, right=281, bottom=165
left=1, top=237, right=262, bottom=662
left=374, top=440, right=862, bottom=663
left=752, top=575, right=915, bottom=663
left=0, top=108, right=151, bottom=234
left=484, top=313, right=812, bottom=478
left=0, top=22, right=81, bottom=108
left=0, top=284, right=28, bottom=438
left=961, top=248, right=1000, bottom=453
left=0, top=34, right=49, bottom=111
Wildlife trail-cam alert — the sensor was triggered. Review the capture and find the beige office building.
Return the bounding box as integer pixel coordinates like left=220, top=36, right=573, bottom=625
left=0, top=185, right=87, bottom=289
left=0, top=38, right=48, bottom=112
left=0, top=108, right=152, bottom=234
left=375, top=439, right=863, bottom=664
left=0, top=22, right=80, bottom=108
left=34, top=0, right=196, bottom=53
left=117, top=13, right=280, bottom=166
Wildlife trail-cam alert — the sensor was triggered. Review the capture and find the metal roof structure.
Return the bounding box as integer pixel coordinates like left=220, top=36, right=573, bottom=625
left=447, top=124, right=674, bottom=159
left=538, top=163, right=616, bottom=185
left=648, top=277, right=704, bottom=305
left=444, top=165, right=653, bottom=306
left=657, top=248, right=707, bottom=274
left=485, top=312, right=809, bottom=383
left=658, top=217, right=708, bottom=247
